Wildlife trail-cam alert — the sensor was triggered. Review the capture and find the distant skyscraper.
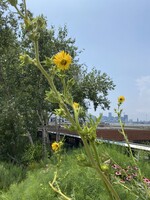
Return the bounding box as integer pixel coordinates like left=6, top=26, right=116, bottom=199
left=124, top=114, right=128, bottom=123
left=108, top=112, right=112, bottom=118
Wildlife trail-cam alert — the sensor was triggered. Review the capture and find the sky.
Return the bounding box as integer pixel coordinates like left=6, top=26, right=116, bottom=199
left=20, top=0, right=150, bottom=121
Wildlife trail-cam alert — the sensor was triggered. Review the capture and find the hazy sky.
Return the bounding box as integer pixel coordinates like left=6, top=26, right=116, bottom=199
left=22, top=0, right=150, bottom=121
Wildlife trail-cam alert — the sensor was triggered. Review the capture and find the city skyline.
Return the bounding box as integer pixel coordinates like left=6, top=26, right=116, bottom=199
left=100, top=111, right=150, bottom=123
left=16, top=0, right=150, bottom=121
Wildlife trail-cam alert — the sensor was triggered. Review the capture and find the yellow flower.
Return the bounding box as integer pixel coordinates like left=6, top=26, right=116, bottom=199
left=51, top=142, right=60, bottom=151
left=53, top=51, right=72, bottom=70
left=118, top=96, right=125, bottom=103
left=73, top=102, right=79, bottom=110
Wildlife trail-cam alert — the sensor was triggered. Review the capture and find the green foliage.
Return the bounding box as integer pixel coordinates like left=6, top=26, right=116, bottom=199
left=0, top=162, right=26, bottom=191
left=0, top=1, right=34, bottom=161
left=98, top=143, right=150, bottom=178
left=0, top=144, right=140, bottom=199
left=72, top=68, right=115, bottom=110
left=0, top=102, right=29, bottom=161
left=21, top=142, right=43, bottom=164
left=1, top=146, right=149, bottom=200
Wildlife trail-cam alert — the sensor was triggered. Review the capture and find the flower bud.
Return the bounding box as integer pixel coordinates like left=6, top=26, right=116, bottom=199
left=73, top=102, right=79, bottom=110
left=36, top=17, right=46, bottom=28
left=8, top=0, right=18, bottom=7
left=44, top=57, right=53, bottom=67
left=19, top=54, right=33, bottom=65
left=100, top=164, right=109, bottom=172
left=24, top=18, right=33, bottom=32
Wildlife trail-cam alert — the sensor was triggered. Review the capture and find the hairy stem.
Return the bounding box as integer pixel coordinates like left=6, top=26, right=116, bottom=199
left=81, top=137, right=120, bottom=200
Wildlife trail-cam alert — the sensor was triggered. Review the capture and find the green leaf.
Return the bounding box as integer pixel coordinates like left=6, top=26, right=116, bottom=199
left=45, top=90, right=59, bottom=103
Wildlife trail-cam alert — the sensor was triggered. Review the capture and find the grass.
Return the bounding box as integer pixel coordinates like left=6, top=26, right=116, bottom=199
left=0, top=162, right=26, bottom=191
left=0, top=143, right=150, bottom=200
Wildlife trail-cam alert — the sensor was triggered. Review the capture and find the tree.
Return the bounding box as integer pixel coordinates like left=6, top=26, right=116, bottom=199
left=0, top=1, right=41, bottom=161
left=72, top=68, right=115, bottom=111
left=0, top=1, right=26, bottom=161
left=1, top=0, right=115, bottom=161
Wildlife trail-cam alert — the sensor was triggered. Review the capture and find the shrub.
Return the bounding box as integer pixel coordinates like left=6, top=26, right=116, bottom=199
left=1, top=147, right=149, bottom=200
left=21, top=142, right=43, bottom=165
left=0, top=162, right=26, bottom=191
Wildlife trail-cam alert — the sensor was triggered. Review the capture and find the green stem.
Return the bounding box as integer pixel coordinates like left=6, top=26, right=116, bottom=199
left=49, top=172, right=72, bottom=200
left=23, top=0, right=27, bottom=17
left=61, top=102, right=76, bottom=125
left=34, top=28, right=119, bottom=200
left=74, top=111, right=81, bottom=130
left=49, top=182, right=71, bottom=200
left=34, top=41, right=52, bottom=84
left=34, top=40, right=76, bottom=126
left=118, top=117, right=149, bottom=197
left=81, top=137, right=120, bottom=200
left=14, top=5, right=25, bottom=18
left=118, top=118, right=137, bottom=166
left=90, top=141, right=101, bottom=165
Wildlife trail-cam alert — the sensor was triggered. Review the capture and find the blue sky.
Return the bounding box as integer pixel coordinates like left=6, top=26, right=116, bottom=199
left=24, top=0, right=150, bottom=121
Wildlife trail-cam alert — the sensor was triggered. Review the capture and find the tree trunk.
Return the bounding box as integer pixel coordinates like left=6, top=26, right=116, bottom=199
left=42, top=125, right=47, bottom=159
left=27, top=131, right=34, bottom=146
left=55, top=116, right=60, bottom=142
left=37, top=110, right=50, bottom=159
